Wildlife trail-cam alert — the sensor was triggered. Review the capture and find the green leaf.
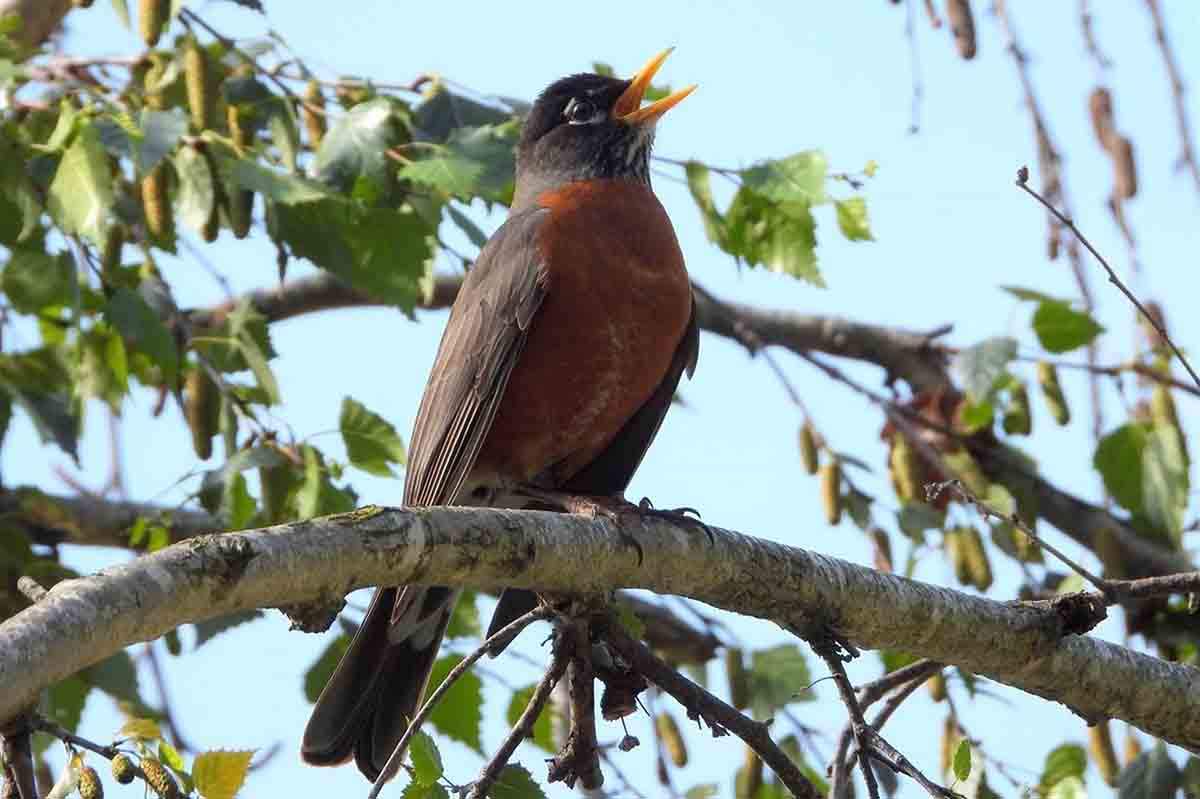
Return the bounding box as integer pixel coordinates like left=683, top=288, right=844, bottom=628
left=954, top=337, right=1017, bottom=400
left=273, top=198, right=433, bottom=311
left=740, top=151, right=828, bottom=205
left=1033, top=301, right=1104, bottom=354
left=400, top=783, right=450, bottom=799
left=897, top=502, right=945, bottom=540
left=505, top=684, right=555, bottom=753
left=957, top=398, right=995, bottom=434
left=138, top=109, right=188, bottom=174
left=296, top=445, right=356, bottom=518
left=878, top=650, right=919, bottom=674
left=413, top=85, right=515, bottom=142
left=194, top=610, right=263, bottom=649
left=157, top=739, right=186, bottom=773
left=399, top=123, right=518, bottom=201
left=238, top=329, right=280, bottom=405
left=43, top=676, right=90, bottom=733
left=199, top=445, right=285, bottom=512
left=105, top=287, right=178, bottom=382
left=409, top=731, right=443, bottom=786
left=1041, top=743, right=1087, bottom=790
left=725, top=188, right=822, bottom=285
left=446, top=204, right=488, bottom=248
left=1119, top=744, right=1181, bottom=799
left=834, top=197, right=873, bottom=241
left=1047, top=776, right=1087, bottom=799
left=445, top=589, right=481, bottom=639
left=110, top=0, right=130, bottom=28
left=268, top=100, right=300, bottom=174
left=1143, top=424, right=1188, bottom=544
left=3, top=249, right=74, bottom=313
left=46, top=122, right=113, bottom=246
left=953, top=739, right=972, bottom=782
left=748, top=644, right=812, bottom=718
left=487, top=764, right=547, bottom=799
left=0, top=130, right=42, bottom=243
left=303, top=633, right=351, bottom=703
left=225, top=472, right=256, bottom=529
left=1094, top=423, right=1149, bottom=514
left=684, top=785, right=719, bottom=799
left=192, top=750, right=254, bottom=799
left=173, top=145, right=216, bottom=234
left=313, top=98, right=395, bottom=193
left=222, top=156, right=329, bottom=204
left=339, top=396, right=406, bottom=476
left=427, top=654, right=484, bottom=752
left=83, top=651, right=141, bottom=706
left=1000, top=285, right=1067, bottom=305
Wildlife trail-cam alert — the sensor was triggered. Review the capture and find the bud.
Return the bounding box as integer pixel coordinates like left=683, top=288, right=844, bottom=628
left=1088, top=87, right=1115, bottom=150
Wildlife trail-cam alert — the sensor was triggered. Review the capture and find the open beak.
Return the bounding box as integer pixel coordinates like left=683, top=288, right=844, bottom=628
left=612, top=47, right=697, bottom=125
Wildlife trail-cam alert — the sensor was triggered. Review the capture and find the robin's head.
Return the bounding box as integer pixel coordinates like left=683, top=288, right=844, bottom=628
left=513, top=49, right=695, bottom=207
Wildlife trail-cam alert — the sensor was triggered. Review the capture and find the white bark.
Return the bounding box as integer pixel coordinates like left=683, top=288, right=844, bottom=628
left=1, top=506, right=1197, bottom=752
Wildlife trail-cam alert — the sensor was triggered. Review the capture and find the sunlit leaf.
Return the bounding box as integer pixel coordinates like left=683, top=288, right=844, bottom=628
left=1094, top=423, right=1148, bottom=515
left=427, top=654, right=483, bottom=752
left=953, top=739, right=972, bottom=782
left=409, top=732, right=442, bottom=786
left=339, top=396, right=406, bottom=476
left=46, top=122, right=113, bottom=246
left=1032, top=301, right=1104, bottom=354
left=488, top=764, right=547, bottom=799
left=954, top=337, right=1017, bottom=400
left=312, top=97, right=394, bottom=192
left=835, top=197, right=873, bottom=241
left=192, top=749, right=254, bottom=799
left=2, top=249, right=73, bottom=314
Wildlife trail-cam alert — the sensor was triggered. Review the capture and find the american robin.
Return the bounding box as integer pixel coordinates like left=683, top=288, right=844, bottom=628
left=301, top=49, right=698, bottom=781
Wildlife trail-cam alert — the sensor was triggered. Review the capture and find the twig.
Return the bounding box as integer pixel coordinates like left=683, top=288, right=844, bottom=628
left=466, top=635, right=569, bottom=799
left=857, top=659, right=945, bottom=709
left=929, top=478, right=1106, bottom=590
left=367, top=607, right=551, bottom=798
left=1078, top=0, right=1112, bottom=71
left=547, top=618, right=603, bottom=789
left=1144, top=0, right=1200, bottom=194
left=604, top=625, right=821, bottom=799
left=904, top=0, right=925, bottom=133
left=1007, top=353, right=1200, bottom=399
left=1015, top=167, right=1200, bottom=390
left=813, top=637, right=880, bottom=799
left=28, top=716, right=118, bottom=760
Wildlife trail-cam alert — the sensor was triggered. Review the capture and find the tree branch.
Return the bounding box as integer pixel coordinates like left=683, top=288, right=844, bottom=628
left=0, top=0, right=72, bottom=49
left=3, top=507, right=1200, bottom=754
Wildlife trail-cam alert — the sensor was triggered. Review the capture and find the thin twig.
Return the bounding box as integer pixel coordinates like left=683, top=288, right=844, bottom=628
left=28, top=716, right=119, bottom=760
left=1144, top=0, right=1200, bottom=194
left=814, top=639, right=880, bottom=799
left=1015, top=168, right=1200, bottom=390
left=904, top=0, right=925, bottom=133
left=547, top=618, right=603, bottom=789
left=466, top=636, right=569, bottom=799
left=604, top=625, right=821, bottom=799
left=839, top=664, right=941, bottom=787
left=367, top=607, right=551, bottom=798
left=1007, top=352, right=1200, bottom=399
left=1078, top=0, right=1112, bottom=71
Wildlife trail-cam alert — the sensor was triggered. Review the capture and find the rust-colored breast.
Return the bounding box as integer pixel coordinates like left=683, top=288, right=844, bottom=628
left=474, top=179, right=691, bottom=485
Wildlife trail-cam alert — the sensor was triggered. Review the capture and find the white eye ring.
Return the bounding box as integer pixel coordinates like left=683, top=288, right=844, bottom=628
left=564, top=97, right=603, bottom=126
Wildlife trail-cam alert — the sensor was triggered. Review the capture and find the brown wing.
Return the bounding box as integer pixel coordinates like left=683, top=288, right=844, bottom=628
left=404, top=207, right=550, bottom=508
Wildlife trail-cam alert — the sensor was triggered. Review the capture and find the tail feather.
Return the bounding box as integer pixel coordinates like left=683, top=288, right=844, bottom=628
left=301, top=585, right=460, bottom=782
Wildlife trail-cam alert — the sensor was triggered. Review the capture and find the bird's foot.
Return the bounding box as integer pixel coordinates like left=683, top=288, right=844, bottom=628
left=633, top=497, right=715, bottom=545
left=516, top=488, right=654, bottom=565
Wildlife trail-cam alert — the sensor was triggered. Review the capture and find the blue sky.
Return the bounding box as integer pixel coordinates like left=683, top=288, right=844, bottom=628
left=16, top=1, right=1199, bottom=796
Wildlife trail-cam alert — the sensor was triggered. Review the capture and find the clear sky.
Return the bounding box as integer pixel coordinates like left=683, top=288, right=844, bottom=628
left=16, top=1, right=1199, bottom=797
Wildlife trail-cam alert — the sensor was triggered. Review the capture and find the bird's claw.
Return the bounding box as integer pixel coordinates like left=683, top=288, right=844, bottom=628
left=634, top=498, right=714, bottom=545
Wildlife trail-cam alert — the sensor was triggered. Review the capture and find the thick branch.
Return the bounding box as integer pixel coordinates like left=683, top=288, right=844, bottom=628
left=3, top=507, right=1200, bottom=754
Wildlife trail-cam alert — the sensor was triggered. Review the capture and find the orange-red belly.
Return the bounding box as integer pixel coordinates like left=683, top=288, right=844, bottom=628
left=473, top=179, right=691, bottom=485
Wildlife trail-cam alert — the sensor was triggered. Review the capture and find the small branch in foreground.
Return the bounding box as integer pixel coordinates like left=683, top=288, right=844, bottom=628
left=367, top=607, right=551, bottom=799
left=547, top=618, right=602, bottom=789
left=1015, top=166, right=1200, bottom=390
left=1143, top=0, right=1200, bottom=194
left=604, top=625, right=821, bottom=799
left=466, top=635, right=569, bottom=799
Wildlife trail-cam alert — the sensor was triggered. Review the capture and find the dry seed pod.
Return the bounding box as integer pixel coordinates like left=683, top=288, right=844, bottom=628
left=1002, top=382, right=1032, bottom=436
left=940, top=715, right=959, bottom=779
left=820, top=460, right=843, bottom=525
left=111, top=754, right=136, bottom=785
left=735, top=746, right=763, bottom=799
left=226, top=187, right=253, bottom=240
left=947, top=528, right=972, bottom=586
left=142, top=55, right=167, bottom=111
left=227, top=105, right=248, bottom=151
left=656, top=712, right=688, bottom=767
left=889, top=434, right=923, bottom=503
left=1113, top=136, right=1137, bottom=199
left=947, top=449, right=989, bottom=496
left=945, top=0, right=976, bottom=60
left=927, top=671, right=947, bottom=702
left=962, top=526, right=992, bottom=591
left=73, top=0, right=95, bottom=7
left=185, top=369, right=220, bottom=460
left=1088, top=87, right=1115, bottom=150
left=184, top=37, right=214, bottom=131
left=303, top=79, right=327, bottom=150
left=1123, top=731, right=1142, bottom=766
left=78, top=766, right=103, bottom=799
left=798, top=421, right=819, bottom=475
left=870, top=526, right=893, bottom=573
left=1013, top=526, right=1042, bottom=563
left=141, top=164, right=172, bottom=240
left=1089, top=721, right=1119, bottom=786
left=725, top=647, right=749, bottom=710
left=1036, top=362, right=1070, bottom=426
left=140, top=758, right=181, bottom=799
left=139, top=0, right=168, bottom=47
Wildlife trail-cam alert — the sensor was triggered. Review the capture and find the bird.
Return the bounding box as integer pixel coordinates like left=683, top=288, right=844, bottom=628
left=301, top=49, right=698, bottom=782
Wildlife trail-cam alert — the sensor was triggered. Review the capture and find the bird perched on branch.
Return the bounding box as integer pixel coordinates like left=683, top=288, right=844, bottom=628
left=302, top=49, right=699, bottom=782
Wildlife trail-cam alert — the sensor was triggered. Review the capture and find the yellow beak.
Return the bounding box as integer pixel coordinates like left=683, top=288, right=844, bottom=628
left=612, top=47, right=697, bottom=125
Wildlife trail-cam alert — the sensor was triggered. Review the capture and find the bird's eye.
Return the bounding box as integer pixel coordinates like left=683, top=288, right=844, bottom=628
left=565, top=98, right=601, bottom=126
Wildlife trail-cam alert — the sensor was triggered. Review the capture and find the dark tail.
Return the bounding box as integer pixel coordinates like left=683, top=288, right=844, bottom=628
left=301, top=585, right=460, bottom=782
